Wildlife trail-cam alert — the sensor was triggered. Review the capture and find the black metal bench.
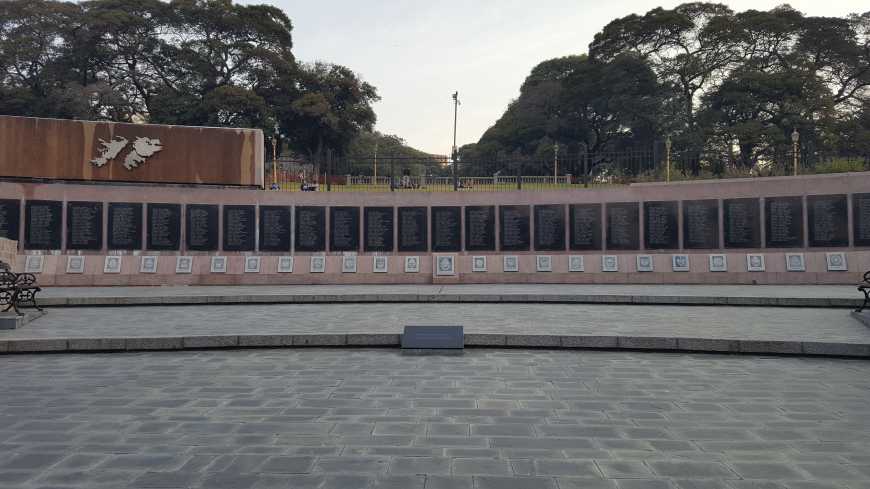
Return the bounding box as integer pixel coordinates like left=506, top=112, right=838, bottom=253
left=0, top=261, right=42, bottom=315
left=858, top=271, right=870, bottom=313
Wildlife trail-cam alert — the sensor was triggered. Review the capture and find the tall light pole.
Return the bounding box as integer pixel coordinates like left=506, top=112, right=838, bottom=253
left=272, top=123, right=279, bottom=189
left=373, top=141, right=378, bottom=182
left=791, top=128, right=799, bottom=176
left=553, top=142, right=559, bottom=184
left=452, top=91, right=460, bottom=190
left=665, top=136, right=672, bottom=183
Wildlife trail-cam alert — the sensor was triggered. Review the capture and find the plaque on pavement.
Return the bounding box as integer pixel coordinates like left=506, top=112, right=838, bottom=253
left=259, top=206, right=291, bottom=252
left=402, top=325, right=464, bottom=349
left=724, top=198, right=760, bottom=249
left=398, top=207, right=427, bottom=252
left=24, top=200, right=62, bottom=250
left=683, top=200, right=719, bottom=249
left=855, top=193, right=870, bottom=247
left=364, top=207, right=394, bottom=252
left=431, top=206, right=461, bottom=252
left=569, top=204, right=601, bottom=251
left=606, top=202, right=639, bottom=250
left=0, top=199, right=21, bottom=242
left=807, top=194, right=848, bottom=248
left=500, top=205, right=530, bottom=251
left=147, top=203, right=181, bottom=251
left=464, top=206, right=495, bottom=251
left=295, top=206, right=326, bottom=252
left=66, top=201, right=103, bottom=250
left=643, top=201, right=678, bottom=250
left=223, top=205, right=256, bottom=252
left=534, top=204, right=565, bottom=251
left=108, top=203, right=142, bottom=250
left=185, top=204, right=218, bottom=251
left=329, top=206, right=360, bottom=252
left=765, top=196, right=804, bottom=248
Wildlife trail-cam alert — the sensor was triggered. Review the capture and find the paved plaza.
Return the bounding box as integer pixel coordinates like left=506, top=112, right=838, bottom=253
left=1, top=349, right=869, bottom=489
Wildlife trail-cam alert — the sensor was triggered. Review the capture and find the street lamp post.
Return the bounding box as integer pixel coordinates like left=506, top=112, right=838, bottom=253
left=452, top=91, right=460, bottom=190
left=553, top=142, right=559, bottom=184
left=791, top=129, right=800, bottom=176
left=272, top=123, right=279, bottom=189
left=665, top=136, right=672, bottom=183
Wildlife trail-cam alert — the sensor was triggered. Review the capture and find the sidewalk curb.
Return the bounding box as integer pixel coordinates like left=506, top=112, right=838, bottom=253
left=2, top=333, right=868, bottom=357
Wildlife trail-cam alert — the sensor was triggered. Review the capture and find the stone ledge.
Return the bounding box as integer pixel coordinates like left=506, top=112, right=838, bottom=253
left=1, top=333, right=868, bottom=358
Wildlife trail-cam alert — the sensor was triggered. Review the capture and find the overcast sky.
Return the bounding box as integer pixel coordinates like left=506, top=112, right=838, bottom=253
left=238, top=0, right=868, bottom=155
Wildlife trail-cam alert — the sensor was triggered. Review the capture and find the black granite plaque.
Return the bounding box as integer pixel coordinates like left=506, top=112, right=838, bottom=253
left=330, top=206, right=360, bottom=252
left=808, top=195, right=848, bottom=248
left=569, top=204, right=602, bottom=251
left=364, top=207, right=394, bottom=252
left=24, top=200, right=62, bottom=250
left=65, top=201, right=103, bottom=251
left=465, top=206, right=495, bottom=251
left=855, top=193, right=870, bottom=247
left=402, top=325, right=464, bottom=349
left=765, top=196, right=804, bottom=248
left=683, top=200, right=719, bottom=249
left=0, top=199, right=21, bottom=242
left=500, top=205, right=531, bottom=251
left=223, top=205, right=255, bottom=252
left=606, top=202, right=639, bottom=250
left=534, top=205, right=565, bottom=251
left=147, top=203, right=181, bottom=251
left=644, top=201, right=678, bottom=250
left=723, top=198, right=760, bottom=249
left=432, top=206, right=461, bottom=252
left=259, top=206, right=291, bottom=252
left=186, top=204, right=218, bottom=251
left=107, top=203, right=142, bottom=250
left=398, top=207, right=427, bottom=252
left=295, top=206, right=326, bottom=252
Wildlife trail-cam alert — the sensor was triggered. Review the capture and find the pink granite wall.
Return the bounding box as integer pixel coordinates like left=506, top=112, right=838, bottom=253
left=2, top=172, right=868, bottom=286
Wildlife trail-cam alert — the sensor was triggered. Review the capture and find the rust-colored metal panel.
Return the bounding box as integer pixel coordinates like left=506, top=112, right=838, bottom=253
left=0, top=115, right=264, bottom=187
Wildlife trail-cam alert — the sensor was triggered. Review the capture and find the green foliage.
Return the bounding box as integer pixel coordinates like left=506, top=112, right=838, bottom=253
left=0, top=0, right=379, bottom=159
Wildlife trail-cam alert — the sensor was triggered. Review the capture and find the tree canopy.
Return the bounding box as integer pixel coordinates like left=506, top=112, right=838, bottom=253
left=0, top=0, right=380, bottom=157
left=464, top=3, right=870, bottom=177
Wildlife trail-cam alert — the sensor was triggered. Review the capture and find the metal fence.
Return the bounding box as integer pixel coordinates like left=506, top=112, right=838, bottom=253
left=263, top=145, right=869, bottom=192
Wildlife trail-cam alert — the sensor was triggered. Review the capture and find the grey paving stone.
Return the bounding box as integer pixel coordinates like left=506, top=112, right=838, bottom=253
left=389, top=457, right=451, bottom=475
left=452, top=458, right=512, bottom=475
left=648, top=461, right=737, bottom=478
left=532, top=459, right=602, bottom=477
left=616, top=480, right=675, bottom=489
left=424, top=475, right=474, bottom=489
left=1, top=453, right=66, bottom=470
left=556, top=478, right=618, bottom=489
left=730, top=463, right=808, bottom=480
left=596, top=460, right=654, bottom=478
left=474, top=476, right=557, bottom=489
left=315, top=456, right=388, bottom=474
left=372, top=475, right=426, bottom=488
left=472, top=424, right=533, bottom=436
left=129, top=470, right=199, bottom=488
left=259, top=456, right=315, bottom=474
left=199, top=472, right=262, bottom=489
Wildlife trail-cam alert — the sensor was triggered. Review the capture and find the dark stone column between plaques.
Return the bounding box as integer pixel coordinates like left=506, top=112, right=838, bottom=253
left=569, top=204, right=602, bottom=251
left=853, top=193, right=870, bottom=247
left=643, top=201, right=678, bottom=250
left=723, top=198, right=760, bottom=249
left=186, top=204, right=219, bottom=251
left=398, top=207, right=427, bottom=252
left=66, top=201, right=103, bottom=251
left=534, top=205, right=565, bottom=251
left=807, top=195, right=848, bottom=247
left=765, top=196, right=804, bottom=248
left=259, top=206, right=291, bottom=252
left=464, top=206, right=495, bottom=251
left=108, top=203, right=143, bottom=250
left=330, top=207, right=360, bottom=252
left=147, top=203, right=181, bottom=251
left=364, top=207, right=394, bottom=252
left=432, top=206, right=461, bottom=252
left=295, top=206, right=326, bottom=252
left=605, top=202, right=639, bottom=251
left=24, top=200, right=63, bottom=250
left=682, top=200, right=719, bottom=249
left=0, top=199, right=21, bottom=242
left=223, top=205, right=256, bottom=252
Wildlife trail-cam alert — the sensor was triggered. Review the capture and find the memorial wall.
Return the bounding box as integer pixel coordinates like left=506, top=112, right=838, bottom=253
left=0, top=115, right=264, bottom=187
left=0, top=172, right=868, bottom=285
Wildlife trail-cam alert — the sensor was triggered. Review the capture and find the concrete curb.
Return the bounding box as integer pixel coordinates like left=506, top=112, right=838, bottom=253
left=1, top=333, right=868, bottom=358
left=36, top=293, right=863, bottom=309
